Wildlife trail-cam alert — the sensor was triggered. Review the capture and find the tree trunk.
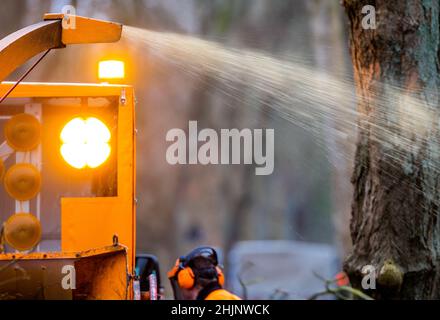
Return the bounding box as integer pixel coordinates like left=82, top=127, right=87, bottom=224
left=343, top=0, right=440, bottom=299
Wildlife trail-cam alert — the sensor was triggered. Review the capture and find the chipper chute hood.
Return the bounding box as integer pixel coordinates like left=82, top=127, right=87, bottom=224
left=0, top=13, right=122, bottom=82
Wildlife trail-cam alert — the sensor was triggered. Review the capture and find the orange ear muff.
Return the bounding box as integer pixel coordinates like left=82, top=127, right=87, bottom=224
left=216, top=266, right=225, bottom=286
left=0, top=158, right=4, bottom=181
left=177, top=267, right=195, bottom=289
left=167, top=259, right=180, bottom=279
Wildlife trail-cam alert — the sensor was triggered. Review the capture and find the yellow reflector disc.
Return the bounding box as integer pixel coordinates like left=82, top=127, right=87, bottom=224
left=4, top=213, right=42, bottom=251
left=4, top=113, right=41, bottom=151
left=4, top=163, right=41, bottom=201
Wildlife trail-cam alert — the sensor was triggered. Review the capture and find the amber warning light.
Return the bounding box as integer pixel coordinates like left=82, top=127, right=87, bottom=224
left=60, top=117, right=111, bottom=169
left=98, top=60, right=125, bottom=80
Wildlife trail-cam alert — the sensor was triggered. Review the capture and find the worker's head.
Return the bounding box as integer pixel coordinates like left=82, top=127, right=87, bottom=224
left=167, top=246, right=224, bottom=300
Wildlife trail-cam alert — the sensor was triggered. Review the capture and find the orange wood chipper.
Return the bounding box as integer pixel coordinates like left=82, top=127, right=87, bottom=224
left=0, top=14, right=160, bottom=300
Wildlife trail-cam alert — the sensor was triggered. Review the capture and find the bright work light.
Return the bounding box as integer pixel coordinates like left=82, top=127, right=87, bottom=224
left=60, top=117, right=111, bottom=169
left=98, top=60, right=125, bottom=80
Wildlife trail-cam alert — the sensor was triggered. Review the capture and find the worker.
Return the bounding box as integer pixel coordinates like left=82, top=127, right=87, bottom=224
left=167, top=246, right=242, bottom=300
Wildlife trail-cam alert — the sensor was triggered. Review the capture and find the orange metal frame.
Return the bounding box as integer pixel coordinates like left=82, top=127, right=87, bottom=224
left=0, top=82, right=136, bottom=292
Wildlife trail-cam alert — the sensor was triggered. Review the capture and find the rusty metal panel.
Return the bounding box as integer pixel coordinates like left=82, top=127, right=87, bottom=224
left=0, top=246, right=128, bottom=300
left=74, top=249, right=128, bottom=300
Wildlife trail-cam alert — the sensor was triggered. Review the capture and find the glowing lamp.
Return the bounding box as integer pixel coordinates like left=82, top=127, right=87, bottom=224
left=60, top=117, right=111, bottom=169
left=98, top=60, right=125, bottom=80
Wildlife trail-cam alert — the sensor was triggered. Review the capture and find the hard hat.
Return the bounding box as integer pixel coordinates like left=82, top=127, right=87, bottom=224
left=168, top=246, right=224, bottom=299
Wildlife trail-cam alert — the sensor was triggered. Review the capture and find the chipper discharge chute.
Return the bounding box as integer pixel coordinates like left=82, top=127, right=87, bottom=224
left=0, top=14, right=155, bottom=300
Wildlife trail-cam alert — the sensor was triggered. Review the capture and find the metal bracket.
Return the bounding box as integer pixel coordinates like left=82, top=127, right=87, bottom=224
left=120, top=89, right=127, bottom=106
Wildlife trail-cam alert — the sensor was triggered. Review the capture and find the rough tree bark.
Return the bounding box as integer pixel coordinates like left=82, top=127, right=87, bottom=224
left=343, top=0, right=440, bottom=299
